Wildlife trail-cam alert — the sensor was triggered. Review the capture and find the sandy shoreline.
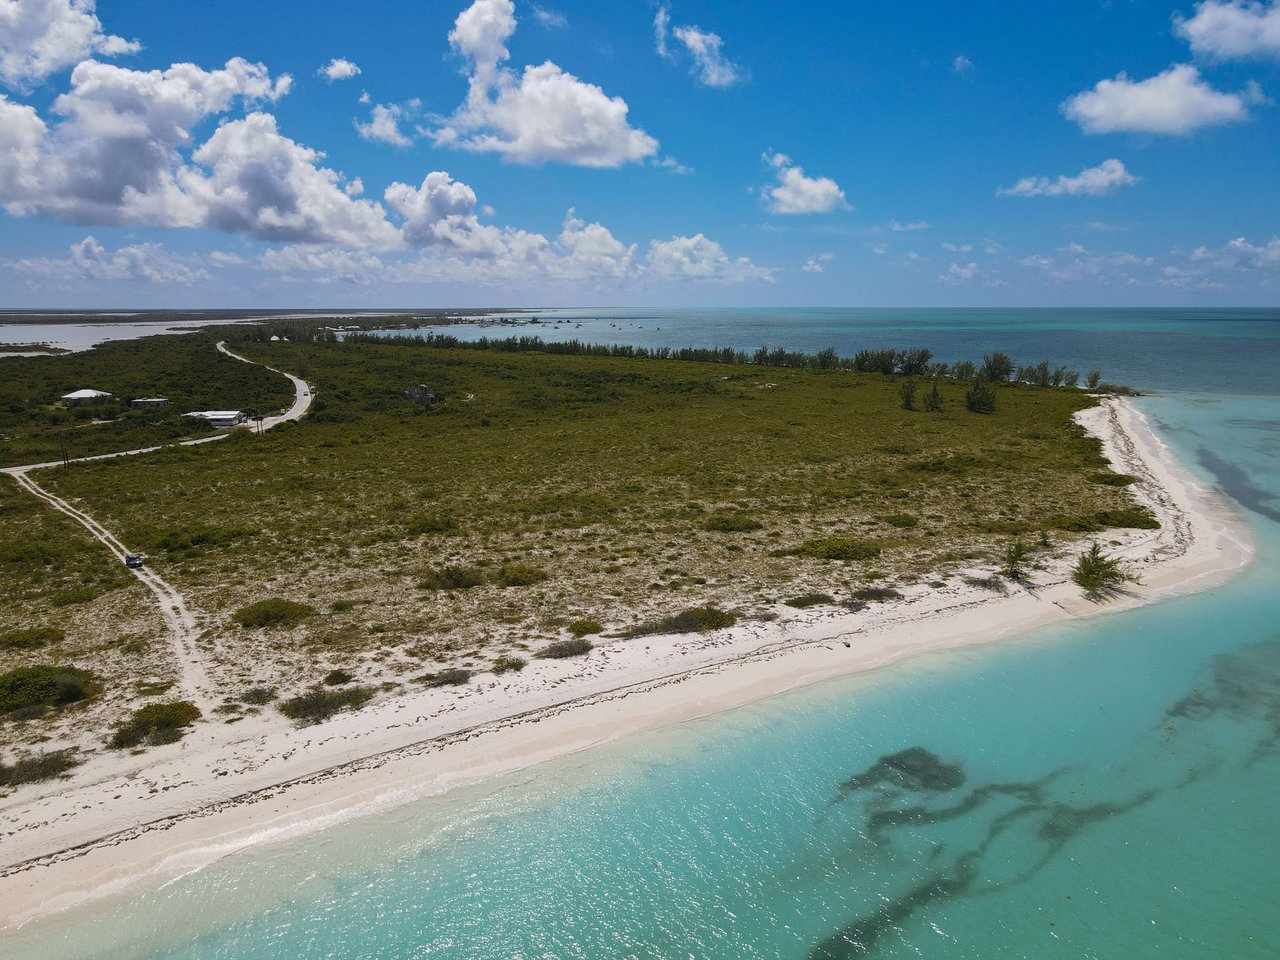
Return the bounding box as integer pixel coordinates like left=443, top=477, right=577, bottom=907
left=0, top=397, right=1254, bottom=932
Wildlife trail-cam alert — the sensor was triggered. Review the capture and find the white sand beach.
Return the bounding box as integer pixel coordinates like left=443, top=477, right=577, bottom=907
left=0, top=397, right=1254, bottom=931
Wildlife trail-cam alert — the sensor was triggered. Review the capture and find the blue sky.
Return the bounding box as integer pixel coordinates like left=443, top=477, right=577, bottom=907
left=1, top=0, right=1278, bottom=307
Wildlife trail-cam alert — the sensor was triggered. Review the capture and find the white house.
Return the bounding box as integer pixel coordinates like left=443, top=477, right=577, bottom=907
left=184, top=410, right=247, bottom=428
left=61, top=389, right=113, bottom=405
left=129, top=397, right=170, bottom=409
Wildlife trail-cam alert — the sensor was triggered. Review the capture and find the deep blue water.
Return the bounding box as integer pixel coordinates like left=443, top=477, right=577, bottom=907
left=5, top=309, right=1279, bottom=960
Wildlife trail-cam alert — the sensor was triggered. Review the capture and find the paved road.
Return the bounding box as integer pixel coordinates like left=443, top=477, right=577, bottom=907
left=3, top=340, right=312, bottom=707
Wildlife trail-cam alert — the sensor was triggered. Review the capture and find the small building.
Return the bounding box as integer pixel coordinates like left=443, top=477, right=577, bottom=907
left=61, top=389, right=113, bottom=405
left=129, top=397, right=170, bottom=410
left=184, top=410, right=247, bottom=428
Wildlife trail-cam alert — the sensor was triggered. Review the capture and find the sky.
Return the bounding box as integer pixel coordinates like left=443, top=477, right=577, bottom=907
left=1, top=0, right=1279, bottom=308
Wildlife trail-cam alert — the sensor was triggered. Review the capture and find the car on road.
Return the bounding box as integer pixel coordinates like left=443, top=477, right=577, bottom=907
left=125, top=554, right=144, bottom=568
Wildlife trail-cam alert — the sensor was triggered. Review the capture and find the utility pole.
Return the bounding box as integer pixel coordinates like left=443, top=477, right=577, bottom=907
left=61, top=436, right=69, bottom=468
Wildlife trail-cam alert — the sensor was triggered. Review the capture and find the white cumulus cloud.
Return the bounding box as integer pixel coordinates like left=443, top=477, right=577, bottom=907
left=998, top=158, right=1139, bottom=197
left=530, top=4, right=566, bottom=29
left=762, top=151, right=847, bottom=215
left=889, top=219, right=930, bottom=232
left=1062, top=64, right=1256, bottom=134
left=9, top=235, right=208, bottom=283
left=432, top=0, right=657, bottom=167
left=319, top=58, right=361, bottom=82
left=1175, top=1, right=1280, bottom=60
left=648, top=233, right=774, bottom=282
left=0, top=0, right=139, bottom=89
left=802, top=252, right=834, bottom=273
left=356, top=102, right=413, bottom=146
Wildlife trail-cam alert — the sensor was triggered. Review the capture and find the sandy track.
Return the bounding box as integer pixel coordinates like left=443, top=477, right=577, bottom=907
left=2, top=339, right=312, bottom=708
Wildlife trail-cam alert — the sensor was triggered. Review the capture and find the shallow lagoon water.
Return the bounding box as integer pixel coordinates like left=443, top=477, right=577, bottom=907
left=5, top=311, right=1279, bottom=959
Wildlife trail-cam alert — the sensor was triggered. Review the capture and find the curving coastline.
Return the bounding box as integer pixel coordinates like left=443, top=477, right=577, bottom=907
left=0, top=396, right=1255, bottom=933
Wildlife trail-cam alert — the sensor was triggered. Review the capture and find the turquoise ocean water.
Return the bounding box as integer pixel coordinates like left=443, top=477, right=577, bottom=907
left=5, top=309, right=1279, bottom=959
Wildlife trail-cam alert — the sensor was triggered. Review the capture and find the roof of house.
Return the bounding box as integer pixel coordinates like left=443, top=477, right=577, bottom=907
left=184, top=410, right=244, bottom=418
left=61, top=389, right=113, bottom=400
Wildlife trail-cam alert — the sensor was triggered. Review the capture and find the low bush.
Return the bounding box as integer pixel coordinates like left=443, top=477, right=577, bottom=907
left=417, top=667, right=472, bottom=687
left=406, top=513, right=457, bottom=536
left=537, top=638, right=594, bottom=659
left=51, top=586, right=98, bottom=607
left=232, top=598, right=316, bottom=628
left=109, top=701, right=201, bottom=748
left=0, top=665, right=101, bottom=714
left=963, top=575, right=1008, bottom=595
left=419, top=565, right=486, bottom=590
left=323, top=669, right=354, bottom=686
left=0, top=626, right=64, bottom=650
left=883, top=513, right=918, bottom=529
left=784, top=592, right=834, bottom=608
left=702, top=512, right=764, bottom=533
left=1053, top=507, right=1159, bottom=533
left=567, top=619, right=602, bottom=638
left=278, top=686, right=373, bottom=724
left=1001, top=538, right=1030, bottom=580
left=491, top=655, right=527, bottom=675
left=1089, top=472, right=1136, bottom=487
left=0, top=749, right=81, bottom=787
left=1072, top=542, right=1139, bottom=600
left=965, top=380, right=998, bottom=414
left=497, top=563, right=549, bottom=587
left=850, top=586, right=903, bottom=603
left=241, top=686, right=276, bottom=705
left=629, top=606, right=738, bottom=637
left=796, top=537, right=882, bottom=562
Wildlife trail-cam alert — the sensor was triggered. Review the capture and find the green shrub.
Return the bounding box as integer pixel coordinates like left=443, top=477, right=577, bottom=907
left=330, top=598, right=360, bottom=612
left=491, top=656, right=527, bottom=674
left=1095, top=507, right=1159, bottom=530
left=232, top=598, right=316, bottom=628
left=898, top=381, right=917, bottom=411
left=51, top=586, right=98, bottom=607
left=1072, top=542, right=1139, bottom=600
left=964, top=379, right=998, bottom=414
left=278, top=686, right=373, bottom=724
left=150, top=522, right=255, bottom=555
left=796, top=537, right=882, bottom=562
left=497, top=563, right=549, bottom=587
left=1001, top=538, right=1030, bottom=580
left=629, top=606, right=738, bottom=636
left=883, top=513, right=918, bottom=529
left=537, top=638, right=594, bottom=659
left=922, top=381, right=943, bottom=413
left=963, top=575, right=1008, bottom=595
left=419, top=565, right=486, bottom=590
left=241, top=686, right=276, bottom=705
left=417, top=667, right=472, bottom=687
left=850, top=586, right=903, bottom=603
left=323, top=669, right=354, bottom=686
left=110, top=701, right=201, bottom=748
left=0, top=626, right=64, bottom=650
left=0, top=749, right=81, bottom=787
left=784, top=592, right=834, bottom=609
left=1054, top=507, right=1159, bottom=533
left=702, top=512, right=764, bottom=532
left=0, top=665, right=101, bottom=714
left=406, top=513, right=457, bottom=536
left=1089, top=472, right=1136, bottom=487
left=567, top=619, right=602, bottom=637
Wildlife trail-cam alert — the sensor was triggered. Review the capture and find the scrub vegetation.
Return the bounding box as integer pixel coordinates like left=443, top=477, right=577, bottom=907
left=0, top=334, right=294, bottom=467
left=1, top=328, right=1156, bottom=757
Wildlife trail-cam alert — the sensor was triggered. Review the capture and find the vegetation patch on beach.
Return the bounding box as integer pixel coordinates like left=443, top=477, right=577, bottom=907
left=278, top=686, right=374, bottom=724
left=109, top=701, right=201, bottom=748
left=0, top=749, right=82, bottom=787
